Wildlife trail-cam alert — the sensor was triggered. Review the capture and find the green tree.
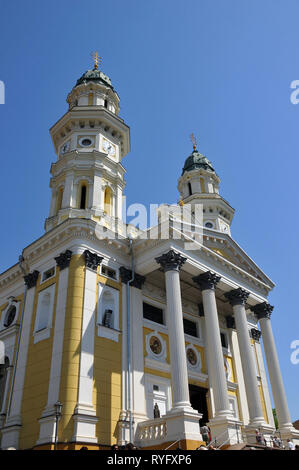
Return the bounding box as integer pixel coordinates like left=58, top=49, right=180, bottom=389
left=272, top=409, right=278, bottom=429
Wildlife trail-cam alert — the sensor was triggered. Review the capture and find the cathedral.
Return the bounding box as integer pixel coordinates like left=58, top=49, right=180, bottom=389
left=0, top=57, right=298, bottom=450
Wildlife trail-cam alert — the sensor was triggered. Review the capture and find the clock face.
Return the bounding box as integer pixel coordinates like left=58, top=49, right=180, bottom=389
left=60, top=140, right=70, bottom=155
left=102, top=138, right=116, bottom=157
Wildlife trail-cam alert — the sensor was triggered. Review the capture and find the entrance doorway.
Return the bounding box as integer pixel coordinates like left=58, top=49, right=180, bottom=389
left=189, top=384, right=209, bottom=426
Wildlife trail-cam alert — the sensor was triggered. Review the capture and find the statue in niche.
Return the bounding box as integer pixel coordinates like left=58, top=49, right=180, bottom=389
left=103, top=309, right=113, bottom=328
left=153, top=403, right=160, bottom=419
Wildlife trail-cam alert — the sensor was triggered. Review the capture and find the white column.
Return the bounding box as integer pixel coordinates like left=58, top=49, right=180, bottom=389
left=36, top=251, right=72, bottom=445
left=251, top=303, right=293, bottom=431
left=118, top=268, right=146, bottom=444
left=131, top=286, right=147, bottom=420
left=193, top=271, right=240, bottom=446
left=72, top=250, right=102, bottom=443
left=61, top=171, right=74, bottom=209
left=225, top=288, right=265, bottom=427
left=155, top=252, right=191, bottom=411
left=1, top=271, right=39, bottom=450
left=155, top=250, right=203, bottom=444
left=91, top=173, right=101, bottom=210
left=49, top=188, right=57, bottom=217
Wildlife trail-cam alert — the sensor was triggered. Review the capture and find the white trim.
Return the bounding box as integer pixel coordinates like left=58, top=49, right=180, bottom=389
left=33, top=284, right=56, bottom=344
left=97, top=283, right=120, bottom=341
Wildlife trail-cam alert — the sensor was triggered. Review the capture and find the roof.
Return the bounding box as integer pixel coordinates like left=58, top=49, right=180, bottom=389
left=182, top=149, right=215, bottom=175
left=74, top=68, right=114, bottom=91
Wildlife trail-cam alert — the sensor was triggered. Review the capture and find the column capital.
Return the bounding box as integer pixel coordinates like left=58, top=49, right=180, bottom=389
left=250, top=302, right=274, bottom=320
left=250, top=328, right=262, bottom=342
left=84, top=250, right=103, bottom=271
left=224, top=287, right=249, bottom=306
left=193, top=271, right=221, bottom=291
left=119, top=267, right=146, bottom=289
left=24, top=270, right=39, bottom=289
left=55, top=249, right=72, bottom=271
left=155, top=249, right=186, bottom=272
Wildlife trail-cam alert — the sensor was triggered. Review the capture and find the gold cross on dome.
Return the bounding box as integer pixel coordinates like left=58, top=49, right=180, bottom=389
left=91, top=51, right=102, bottom=70
left=190, top=133, right=197, bottom=151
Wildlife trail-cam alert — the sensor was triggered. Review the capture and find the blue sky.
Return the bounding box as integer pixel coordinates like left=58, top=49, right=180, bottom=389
left=0, top=0, right=298, bottom=420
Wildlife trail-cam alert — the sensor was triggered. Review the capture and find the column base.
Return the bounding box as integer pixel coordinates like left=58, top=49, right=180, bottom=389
left=279, top=425, right=299, bottom=446
left=208, top=416, right=243, bottom=447
left=72, top=404, right=98, bottom=443
left=164, top=408, right=203, bottom=443
left=0, top=414, right=22, bottom=450
left=36, top=406, right=59, bottom=446
left=243, top=422, right=275, bottom=447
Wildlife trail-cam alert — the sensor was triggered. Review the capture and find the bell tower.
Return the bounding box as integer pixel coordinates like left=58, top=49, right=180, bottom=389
left=45, top=54, right=130, bottom=234
left=178, top=135, right=234, bottom=234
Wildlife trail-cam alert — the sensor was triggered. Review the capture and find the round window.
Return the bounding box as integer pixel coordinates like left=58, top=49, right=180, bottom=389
left=78, top=137, right=94, bottom=147
left=149, top=336, right=162, bottom=355
left=4, top=305, right=16, bottom=327
left=205, top=222, right=213, bottom=229
left=81, top=138, right=92, bottom=147
left=187, top=348, right=197, bottom=366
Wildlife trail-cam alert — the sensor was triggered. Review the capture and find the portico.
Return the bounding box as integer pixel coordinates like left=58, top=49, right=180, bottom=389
left=132, top=240, right=287, bottom=447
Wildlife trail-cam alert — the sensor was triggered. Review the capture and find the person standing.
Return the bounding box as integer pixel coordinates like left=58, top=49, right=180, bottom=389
left=201, top=424, right=210, bottom=445
left=287, top=439, right=295, bottom=450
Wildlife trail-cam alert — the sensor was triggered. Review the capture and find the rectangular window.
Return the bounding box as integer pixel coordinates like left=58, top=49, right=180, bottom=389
left=101, top=265, right=117, bottom=280
left=42, top=267, right=55, bottom=282
left=143, top=302, right=164, bottom=325
left=220, top=332, right=228, bottom=349
left=183, top=318, right=198, bottom=337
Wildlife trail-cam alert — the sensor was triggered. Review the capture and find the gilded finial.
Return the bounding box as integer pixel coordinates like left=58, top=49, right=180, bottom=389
left=190, top=133, right=197, bottom=151
left=91, top=51, right=102, bottom=70
left=179, top=196, right=184, bottom=207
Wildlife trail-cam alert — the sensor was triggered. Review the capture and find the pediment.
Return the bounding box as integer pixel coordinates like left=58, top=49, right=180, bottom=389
left=203, top=232, right=274, bottom=289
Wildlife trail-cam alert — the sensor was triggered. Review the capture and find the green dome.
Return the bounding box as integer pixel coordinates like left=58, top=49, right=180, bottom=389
left=182, top=150, right=215, bottom=175
left=75, top=69, right=114, bottom=90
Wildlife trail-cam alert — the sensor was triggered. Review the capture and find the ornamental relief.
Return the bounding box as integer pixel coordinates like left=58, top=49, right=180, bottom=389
left=185, top=345, right=203, bottom=374
left=145, top=331, right=167, bottom=362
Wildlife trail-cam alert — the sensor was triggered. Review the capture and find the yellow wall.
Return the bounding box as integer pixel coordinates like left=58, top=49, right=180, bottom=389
left=58, top=254, right=84, bottom=442
left=20, top=272, right=59, bottom=449
left=93, top=274, right=122, bottom=446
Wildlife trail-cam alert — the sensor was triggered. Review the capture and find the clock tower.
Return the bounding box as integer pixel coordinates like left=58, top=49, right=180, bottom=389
left=45, top=57, right=130, bottom=234
left=178, top=140, right=234, bottom=235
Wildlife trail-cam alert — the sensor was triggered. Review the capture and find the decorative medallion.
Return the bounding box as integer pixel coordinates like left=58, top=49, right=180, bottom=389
left=187, top=348, right=197, bottom=366
left=149, top=336, right=162, bottom=355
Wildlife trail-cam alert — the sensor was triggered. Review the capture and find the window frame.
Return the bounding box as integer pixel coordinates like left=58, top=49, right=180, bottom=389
left=33, top=284, right=56, bottom=343
left=143, top=301, right=164, bottom=326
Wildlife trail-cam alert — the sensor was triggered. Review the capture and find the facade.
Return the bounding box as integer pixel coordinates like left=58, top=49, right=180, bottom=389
left=0, top=61, right=298, bottom=450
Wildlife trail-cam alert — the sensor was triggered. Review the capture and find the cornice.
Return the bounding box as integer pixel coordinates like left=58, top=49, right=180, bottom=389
left=132, top=230, right=274, bottom=293
left=0, top=219, right=129, bottom=288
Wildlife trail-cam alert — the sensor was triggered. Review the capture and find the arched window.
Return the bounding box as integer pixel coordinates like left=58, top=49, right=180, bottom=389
left=188, top=182, right=192, bottom=196
left=104, top=186, right=112, bottom=216
left=4, top=305, right=16, bottom=327
left=0, top=357, right=9, bottom=411
left=56, top=187, right=64, bottom=214
left=37, top=292, right=51, bottom=331
left=104, top=99, right=108, bottom=109
left=79, top=184, right=87, bottom=209
left=102, top=291, right=115, bottom=329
